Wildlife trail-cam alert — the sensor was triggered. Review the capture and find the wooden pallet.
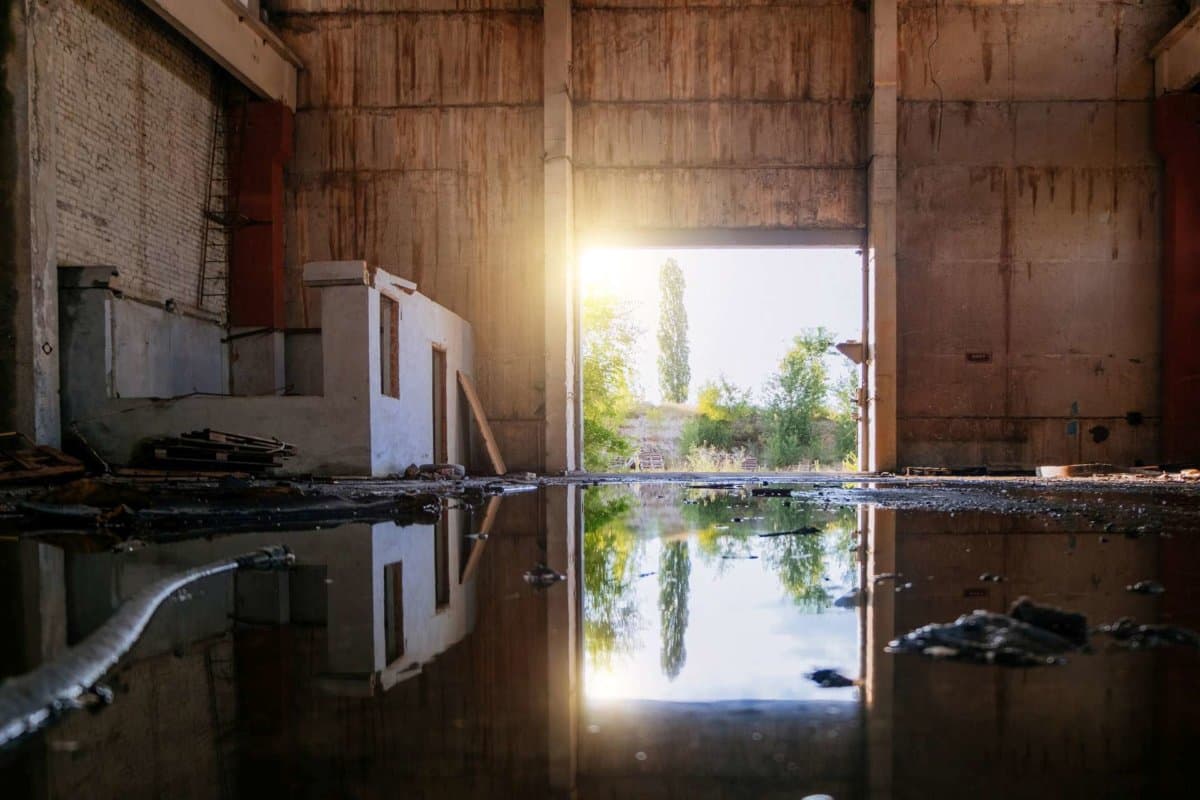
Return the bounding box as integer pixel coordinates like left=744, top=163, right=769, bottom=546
left=141, top=429, right=295, bottom=474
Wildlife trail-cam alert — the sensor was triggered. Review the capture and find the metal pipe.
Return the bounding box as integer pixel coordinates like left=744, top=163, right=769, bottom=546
left=0, top=545, right=293, bottom=750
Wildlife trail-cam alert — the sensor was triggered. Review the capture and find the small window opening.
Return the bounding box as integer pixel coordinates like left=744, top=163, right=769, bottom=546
left=380, top=296, right=400, bottom=398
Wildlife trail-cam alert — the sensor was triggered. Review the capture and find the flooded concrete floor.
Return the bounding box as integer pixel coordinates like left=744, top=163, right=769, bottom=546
left=2, top=476, right=1199, bottom=798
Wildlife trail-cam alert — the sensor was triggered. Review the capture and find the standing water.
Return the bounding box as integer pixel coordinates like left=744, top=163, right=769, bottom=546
left=2, top=480, right=1198, bottom=798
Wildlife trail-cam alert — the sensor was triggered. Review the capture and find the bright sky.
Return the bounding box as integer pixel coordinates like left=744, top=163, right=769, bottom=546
left=585, top=533, right=861, bottom=703
left=580, top=248, right=863, bottom=405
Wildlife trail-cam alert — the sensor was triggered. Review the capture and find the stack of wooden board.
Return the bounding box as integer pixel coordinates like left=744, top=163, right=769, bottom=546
left=140, top=429, right=296, bottom=473
left=0, top=432, right=85, bottom=484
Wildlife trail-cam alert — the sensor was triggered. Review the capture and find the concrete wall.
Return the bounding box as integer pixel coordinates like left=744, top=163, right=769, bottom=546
left=572, top=0, right=869, bottom=236
left=895, top=0, right=1176, bottom=467
left=273, top=0, right=547, bottom=468
left=55, top=0, right=224, bottom=315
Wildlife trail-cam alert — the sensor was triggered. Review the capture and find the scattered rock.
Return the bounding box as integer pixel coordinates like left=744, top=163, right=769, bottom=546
left=1096, top=618, right=1200, bottom=649
left=1126, top=580, right=1166, bottom=595
left=834, top=588, right=862, bottom=609
left=806, top=668, right=856, bottom=688
left=887, top=605, right=1084, bottom=667
left=1009, top=597, right=1089, bottom=648
left=523, top=563, right=565, bottom=589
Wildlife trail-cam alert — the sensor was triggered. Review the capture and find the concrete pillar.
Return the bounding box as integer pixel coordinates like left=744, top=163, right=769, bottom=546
left=543, top=0, right=578, bottom=474
left=866, top=0, right=898, bottom=472
left=546, top=484, right=579, bottom=795
left=864, top=506, right=895, bottom=799
left=1, top=0, right=61, bottom=445
left=1154, top=93, right=1200, bottom=464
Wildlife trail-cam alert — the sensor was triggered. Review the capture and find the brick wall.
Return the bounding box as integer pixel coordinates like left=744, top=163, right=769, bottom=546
left=54, top=0, right=226, bottom=317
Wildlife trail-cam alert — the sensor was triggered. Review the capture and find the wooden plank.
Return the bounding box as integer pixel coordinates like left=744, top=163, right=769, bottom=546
left=457, top=371, right=507, bottom=476
left=461, top=495, right=502, bottom=585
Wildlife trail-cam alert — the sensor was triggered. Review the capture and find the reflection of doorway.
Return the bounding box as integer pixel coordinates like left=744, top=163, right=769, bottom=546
left=432, top=345, right=447, bottom=464
left=578, top=244, right=865, bottom=473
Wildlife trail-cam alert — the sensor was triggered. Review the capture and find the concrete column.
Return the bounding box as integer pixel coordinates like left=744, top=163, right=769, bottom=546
left=546, top=484, right=579, bottom=795
left=1, top=0, right=61, bottom=445
left=866, top=0, right=898, bottom=472
left=543, top=0, right=578, bottom=474
left=864, top=506, right=896, bottom=799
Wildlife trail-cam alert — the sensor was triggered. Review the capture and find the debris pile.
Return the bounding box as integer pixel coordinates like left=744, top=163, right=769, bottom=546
left=0, top=432, right=85, bottom=484
left=887, top=598, right=1088, bottom=667
left=888, top=596, right=1200, bottom=667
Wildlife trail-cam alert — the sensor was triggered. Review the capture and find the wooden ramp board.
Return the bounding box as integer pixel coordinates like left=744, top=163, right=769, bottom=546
left=457, top=371, right=507, bottom=476
left=461, top=495, right=502, bottom=585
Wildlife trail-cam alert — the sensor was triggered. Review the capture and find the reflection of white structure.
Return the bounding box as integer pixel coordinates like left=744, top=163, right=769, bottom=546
left=61, top=513, right=477, bottom=696
left=60, top=261, right=473, bottom=475
left=296, top=515, right=477, bottom=695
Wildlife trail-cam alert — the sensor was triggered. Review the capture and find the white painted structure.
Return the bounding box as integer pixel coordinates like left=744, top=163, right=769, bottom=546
left=61, top=261, right=475, bottom=476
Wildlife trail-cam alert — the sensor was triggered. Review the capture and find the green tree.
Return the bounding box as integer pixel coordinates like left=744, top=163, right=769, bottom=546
left=658, top=540, right=691, bottom=679
left=764, top=328, right=835, bottom=468
left=657, top=259, right=691, bottom=404
left=832, top=370, right=860, bottom=466
left=583, top=487, right=643, bottom=668
left=679, top=378, right=762, bottom=456
left=582, top=293, right=640, bottom=470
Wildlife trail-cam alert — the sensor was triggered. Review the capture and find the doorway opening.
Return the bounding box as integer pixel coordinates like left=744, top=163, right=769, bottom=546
left=579, top=246, right=864, bottom=473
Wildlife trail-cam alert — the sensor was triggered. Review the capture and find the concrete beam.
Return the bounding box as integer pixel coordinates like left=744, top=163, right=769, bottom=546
left=544, top=0, right=578, bottom=473
left=1151, top=8, right=1200, bottom=96
left=867, top=0, right=898, bottom=472
left=1, top=0, right=61, bottom=445
left=139, top=0, right=300, bottom=109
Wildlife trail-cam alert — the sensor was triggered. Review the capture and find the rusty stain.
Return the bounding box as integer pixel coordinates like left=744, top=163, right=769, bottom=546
left=999, top=168, right=1013, bottom=419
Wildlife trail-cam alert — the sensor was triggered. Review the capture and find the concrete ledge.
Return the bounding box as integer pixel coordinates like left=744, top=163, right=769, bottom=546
left=303, top=260, right=369, bottom=287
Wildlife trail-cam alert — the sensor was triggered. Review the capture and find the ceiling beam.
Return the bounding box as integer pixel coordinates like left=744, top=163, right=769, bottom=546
left=140, top=0, right=300, bottom=109
left=1152, top=8, right=1200, bottom=96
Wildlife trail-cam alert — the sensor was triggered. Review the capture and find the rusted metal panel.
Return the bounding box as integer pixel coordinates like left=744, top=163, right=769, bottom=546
left=573, top=6, right=869, bottom=102
left=1155, top=92, right=1200, bottom=463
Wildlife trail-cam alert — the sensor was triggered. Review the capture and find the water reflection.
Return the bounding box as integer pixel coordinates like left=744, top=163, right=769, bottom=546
left=583, top=485, right=860, bottom=701
left=1, top=482, right=1198, bottom=799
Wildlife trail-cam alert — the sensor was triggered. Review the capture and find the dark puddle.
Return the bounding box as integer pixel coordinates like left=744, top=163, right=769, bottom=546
left=1, top=481, right=1199, bottom=799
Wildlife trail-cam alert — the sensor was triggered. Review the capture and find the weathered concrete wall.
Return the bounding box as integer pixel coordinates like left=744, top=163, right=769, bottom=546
left=572, top=0, right=869, bottom=235
left=896, top=0, right=1175, bottom=467
left=273, top=1, right=546, bottom=468
left=888, top=511, right=1164, bottom=797
left=54, top=0, right=224, bottom=314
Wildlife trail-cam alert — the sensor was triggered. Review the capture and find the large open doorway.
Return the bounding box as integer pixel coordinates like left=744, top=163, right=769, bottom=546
left=579, top=246, right=865, bottom=473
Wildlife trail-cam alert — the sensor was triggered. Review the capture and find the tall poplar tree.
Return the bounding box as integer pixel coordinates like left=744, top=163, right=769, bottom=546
left=657, top=258, right=691, bottom=403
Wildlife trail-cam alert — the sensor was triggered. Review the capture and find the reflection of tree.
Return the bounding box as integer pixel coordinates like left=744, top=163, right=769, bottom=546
left=658, top=541, right=691, bottom=679
left=583, top=488, right=642, bottom=669
left=684, top=491, right=856, bottom=611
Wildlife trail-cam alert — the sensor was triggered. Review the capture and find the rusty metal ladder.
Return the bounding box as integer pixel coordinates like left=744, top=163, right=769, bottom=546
left=196, top=83, right=242, bottom=313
